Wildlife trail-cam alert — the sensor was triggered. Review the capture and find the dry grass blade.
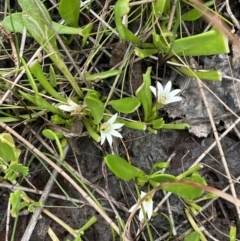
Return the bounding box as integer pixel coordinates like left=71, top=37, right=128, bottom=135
left=124, top=181, right=240, bottom=240
left=0, top=121, right=122, bottom=238
left=189, top=0, right=240, bottom=48
left=196, top=78, right=240, bottom=219
left=20, top=145, right=70, bottom=241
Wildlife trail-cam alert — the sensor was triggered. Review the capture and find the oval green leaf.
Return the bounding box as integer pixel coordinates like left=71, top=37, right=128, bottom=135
left=181, top=1, right=213, bottom=21
left=136, top=67, right=152, bottom=121
left=184, top=231, right=200, bottom=241
left=0, top=133, right=19, bottom=162
left=85, top=70, right=122, bottom=82
left=108, top=98, right=141, bottom=114
left=134, top=48, right=159, bottom=58
left=2, top=13, right=90, bottom=37
left=151, top=118, right=165, bottom=129
left=104, top=154, right=141, bottom=181
left=162, top=175, right=206, bottom=200
left=173, top=29, right=229, bottom=56
left=150, top=173, right=177, bottom=183
left=59, top=0, right=80, bottom=27
left=84, top=95, right=104, bottom=124
left=153, top=0, right=167, bottom=18
left=42, top=129, right=63, bottom=140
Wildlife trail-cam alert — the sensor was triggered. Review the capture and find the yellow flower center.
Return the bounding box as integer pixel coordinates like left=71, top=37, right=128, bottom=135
left=101, top=123, right=109, bottom=132
left=145, top=196, right=152, bottom=202
left=71, top=107, right=82, bottom=116
left=159, top=96, right=167, bottom=104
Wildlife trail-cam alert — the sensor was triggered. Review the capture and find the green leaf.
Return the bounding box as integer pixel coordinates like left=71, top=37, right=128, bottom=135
left=153, top=0, right=167, bottom=18
left=184, top=231, right=200, bottom=241
left=135, top=67, right=152, bottom=122
left=181, top=1, right=213, bottom=21
left=10, top=190, right=22, bottom=217
left=59, top=0, right=80, bottom=27
left=108, top=98, right=141, bottom=113
left=172, top=28, right=229, bottom=56
left=151, top=118, right=165, bottom=129
left=4, top=162, right=29, bottom=181
left=104, top=154, right=142, bottom=181
left=0, top=112, right=45, bottom=123
left=229, top=224, right=237, bottom=241
left=10, top=163, right=28, bottom=176
left=80, top=23, right=92, bottom=47
left=134, top=48, right=159, bottom=58
left=149, top=174, right=176, bottom=188
left=42, top=129, right=64, bottom=158
left=82, top=117, right=100, bottom=142
left=84, top=94, right=104, bottom=124
left=175, top=66, right=222, bottom=81
left=150, top=174, right=177, bottom=183
left=152, top=162, right=169, bottom=169
left=10, top=190, right=30, bottom=217
left=29, top=60, right=66, bottom=102
left=42, top=129, right=63, bottom=140
left=18, top=90, right=68, bottom=118
left=28, top=201, right=42, bottom=213
left=117, top=119, right=146, bottom=130
left=2, top=13, right=92, bottom=37
left=21, top=57, right=39, bottom=95
left=2, top=13, right=25, bottom=34
left=152, top=32, right=168, bottom=50
left=79, top=216, right=97, bottom=233
left=0, top=133, right=20, bottom=162
left=162, top=175, right=206, bottom=200
left=162, top=123, right=190, bottom=130
left=18, top=0, right=84, bottom=98
left=49, top=65, right=57, bottom=87
left=114, top=0, right=140, bottom=44
left=85, top=70, right=122, bottom=82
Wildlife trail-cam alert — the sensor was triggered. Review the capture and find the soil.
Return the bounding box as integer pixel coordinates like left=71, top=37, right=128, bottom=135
left=1, top=129, right=240, bottom=240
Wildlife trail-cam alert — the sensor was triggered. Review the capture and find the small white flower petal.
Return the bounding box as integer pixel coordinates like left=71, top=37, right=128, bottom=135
left=156, top=81, right=164, bottom=94
left=100, top=132, right=106, bottom=145
left=168, top=89, right=181, bottom=96
left=150, top=81, right=182, bottom=105
left=139, top=209, right=144, bottom=222
left=140, top=191, right=147, bottom=198
left=150, top=86, right=157, bottom=97
left=100, top=114, right=124, bottom=146
left=107, top=113, right=118, bottom=124
left=129, top=191, right=154, bottom=222
left=111, top=123, right=124, bottom=129
left=58, top=104, right=75, bottom=112
left=58, top=99, right=82, bottom=113
left=145, top=199, right=153, bottom=220
left=106, top=133, right=113, bottom=146
left=165, top=96, right=182, bottom=104
left=67, top=99, right=80, bottom=108
left=129, top=203, right=139, bottom=213
left=110, top=129, right=123, bottom=138
left=163, top=81, right=172, bottom=94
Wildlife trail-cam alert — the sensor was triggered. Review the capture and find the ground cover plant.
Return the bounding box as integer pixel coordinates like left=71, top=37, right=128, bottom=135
left=0, top=0, right=240, bottom=240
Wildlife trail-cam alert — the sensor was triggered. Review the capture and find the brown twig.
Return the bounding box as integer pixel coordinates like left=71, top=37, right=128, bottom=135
left=189, top=0, right=240, bottom=49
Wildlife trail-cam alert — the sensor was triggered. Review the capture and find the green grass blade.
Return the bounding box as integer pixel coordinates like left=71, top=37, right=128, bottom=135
left=18, top=0, right=84, bottom=98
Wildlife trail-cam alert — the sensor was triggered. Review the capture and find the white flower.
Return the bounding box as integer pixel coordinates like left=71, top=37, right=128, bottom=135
left=129, top=191, right=153, bottom=222
left=58, top=99, right=83, bottom=115
left=100, top=114, right=124, bottom=146
left=150, top=81, right=182, bottom=105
